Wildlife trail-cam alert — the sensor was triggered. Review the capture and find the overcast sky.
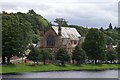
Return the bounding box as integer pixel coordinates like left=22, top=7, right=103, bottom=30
left=0, top=0, right=119, bottom=28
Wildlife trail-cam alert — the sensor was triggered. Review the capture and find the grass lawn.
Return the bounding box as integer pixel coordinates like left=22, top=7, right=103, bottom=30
left=1, top=64, right=120, bottom=74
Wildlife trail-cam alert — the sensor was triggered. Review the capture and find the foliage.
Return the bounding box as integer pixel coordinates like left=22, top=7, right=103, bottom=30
left=27, top=45, right=41, bottom=65
left=82, top=28, right=106, bottom=63
left=117, top=41, right=120, bottom=63
left=2, top=10, right=50, bottom=64
left=40, top=49, right=54, bottom=65
left=103, top=29, right=118, bottom=45
left=109, top=23, right=113, bottom=29
left=54, top=18, right=68, bottom=26
left=25, top=10, right=50, bottom=43
left=72, top=45, right=87, bottom=64
left=100, top=27, right=104, bottom=30
left=55, top=48, right=70, bottom=65
left=106, top=49, right=117, bottom=63
left=2, top=12, right=33, bottom=64
left=68, top=24, right=118, bottom=45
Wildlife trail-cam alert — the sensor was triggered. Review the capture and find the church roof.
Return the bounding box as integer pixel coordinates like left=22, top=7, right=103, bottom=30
left=52, top=26, right=81, bottom=40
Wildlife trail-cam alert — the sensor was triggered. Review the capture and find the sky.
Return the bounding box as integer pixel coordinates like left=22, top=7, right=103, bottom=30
left=0, top=0, right=119, bottom=28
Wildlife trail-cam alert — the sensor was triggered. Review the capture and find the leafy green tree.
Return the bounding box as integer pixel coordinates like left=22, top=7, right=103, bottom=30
left=117, top=41, right=120, bottom=63
left=55, top=48, right=70, bottom=65
left=2, top=12, right=33, bottom=64
left=72, top=45, right=87, bottom=64
left=27, top=9, right=37, bottom=15
left=26, top=10, right=50, bottom=43
left=54, top=18, right=68, bottom=26
left=41, top=49, right=54, bottom=65
left=27, top=45, right=41, bottom=65
left=104, top=29, right=118, bottom=45
left=2, top=10, right=50, bottom=64
left=82, top=28, right=106, bottom=64
left=104, top=34, right=114, bottom=45
left=106, top=49, right=117, bottom=63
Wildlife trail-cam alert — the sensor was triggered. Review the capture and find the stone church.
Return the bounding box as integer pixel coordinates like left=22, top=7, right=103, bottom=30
left=37, top=26, right=82, bottom=56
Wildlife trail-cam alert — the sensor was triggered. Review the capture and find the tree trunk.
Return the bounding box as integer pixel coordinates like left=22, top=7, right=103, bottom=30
left=43, top=60, right=46, bottom=65
left=72, top=60, right=75, bottom=64
left=61, top=61, right=64, bottom=65
left=22, top=56, right=23, bottom=64
left=95, top=59, right=97, bottom=64
left=92, top=60, right=94, bottom=64
left=2, top=55, right=6, bottom=64
left=111, top=60, right=112, bottom=64
left=7, top=56, right=10, bottom=64
left=34, top=61, right=35, bottom=65
left=37, top=61, right=38, bottom=65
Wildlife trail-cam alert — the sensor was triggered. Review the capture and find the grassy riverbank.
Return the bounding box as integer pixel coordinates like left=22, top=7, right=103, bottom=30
left=1, top=64, right=120, bottom=74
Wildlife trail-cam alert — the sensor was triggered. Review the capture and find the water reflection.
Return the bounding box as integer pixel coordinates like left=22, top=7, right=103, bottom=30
left=2, top=70, right=119, bottom=78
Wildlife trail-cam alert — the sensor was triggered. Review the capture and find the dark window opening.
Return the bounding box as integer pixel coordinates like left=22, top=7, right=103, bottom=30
left=69, top=43, right=70, bottom=45
left=47, top=35, right=55, bottom=47
left=74, top=41, right=77, bottom=44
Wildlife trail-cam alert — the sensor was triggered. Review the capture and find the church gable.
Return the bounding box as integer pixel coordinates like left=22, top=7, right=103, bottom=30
left=43, top=27, right=58, bottom=48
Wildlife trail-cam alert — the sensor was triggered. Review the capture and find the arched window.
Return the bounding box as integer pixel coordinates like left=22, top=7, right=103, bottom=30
left=46, top=35, right=55, bottom=47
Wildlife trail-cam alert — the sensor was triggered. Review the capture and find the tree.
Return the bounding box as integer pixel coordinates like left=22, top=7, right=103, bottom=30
left=104, top=29, right=118, bottom=45
left=72, top=45, right=87, bottom=64
left=2, top=12, right=33, bottom=64
left=55, top=48, right=70, bottom=65
left=104, top=35, right=114, bottom=45
left=2, top=10, right=50, bottom=64
left=100, top=27, right=104, bottom=31
left=27, top=9, right=37, bottom=15
left=106, top=49, right=117, bottom=63
left=82, top=28, right=106, bottom=64
left=26, top=10, right=50, bottom=43
left=27, top=45, right=41, bottom=65
left=54, top=18, right=68, bottom=26
left=117, top=41, right=120, bottom=63
left=41, top=49, right=54, bottom=65
left=109, top=23, right=113, bottom=29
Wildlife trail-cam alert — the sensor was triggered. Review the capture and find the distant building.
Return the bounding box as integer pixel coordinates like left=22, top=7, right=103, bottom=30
left=37, top=26, right=83, bottom=56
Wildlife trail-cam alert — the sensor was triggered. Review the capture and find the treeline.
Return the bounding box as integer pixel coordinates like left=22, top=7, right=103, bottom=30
left=27, top=28, right=120, bottom=65
left=68, top=24, right=119, bottom=45
left=2, top=10, right=120, bottom=65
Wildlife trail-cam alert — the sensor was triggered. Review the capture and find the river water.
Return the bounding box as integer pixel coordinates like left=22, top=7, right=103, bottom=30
left=1, top=70, right=119, bottom=78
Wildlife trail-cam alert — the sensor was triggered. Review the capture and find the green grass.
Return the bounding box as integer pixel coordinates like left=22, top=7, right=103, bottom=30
left=1, top=64, right=120, bottom=74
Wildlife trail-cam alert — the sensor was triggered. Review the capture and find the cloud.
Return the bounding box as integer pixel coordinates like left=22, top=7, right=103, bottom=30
left=43, top=3, right=118, bottom=28
left=0, top=0, right=118, bottom=28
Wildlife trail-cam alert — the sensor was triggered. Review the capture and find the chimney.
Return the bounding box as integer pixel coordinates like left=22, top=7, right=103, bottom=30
left=58, top=25, right=61, bottom=36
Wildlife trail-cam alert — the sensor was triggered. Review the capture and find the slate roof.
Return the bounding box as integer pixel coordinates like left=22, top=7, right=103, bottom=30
left=52, top=26, right=81, bottom=40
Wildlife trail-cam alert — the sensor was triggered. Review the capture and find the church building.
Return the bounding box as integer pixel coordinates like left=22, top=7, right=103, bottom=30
left=38, top=26, right=81, bottom=56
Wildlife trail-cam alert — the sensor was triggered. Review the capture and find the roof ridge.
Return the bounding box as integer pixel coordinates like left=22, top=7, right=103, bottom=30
left=52, top=26, right=76, bottom=29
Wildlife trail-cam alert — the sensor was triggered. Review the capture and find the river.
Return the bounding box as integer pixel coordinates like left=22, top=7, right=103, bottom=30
left=1, top=70, right=119, bottom=78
